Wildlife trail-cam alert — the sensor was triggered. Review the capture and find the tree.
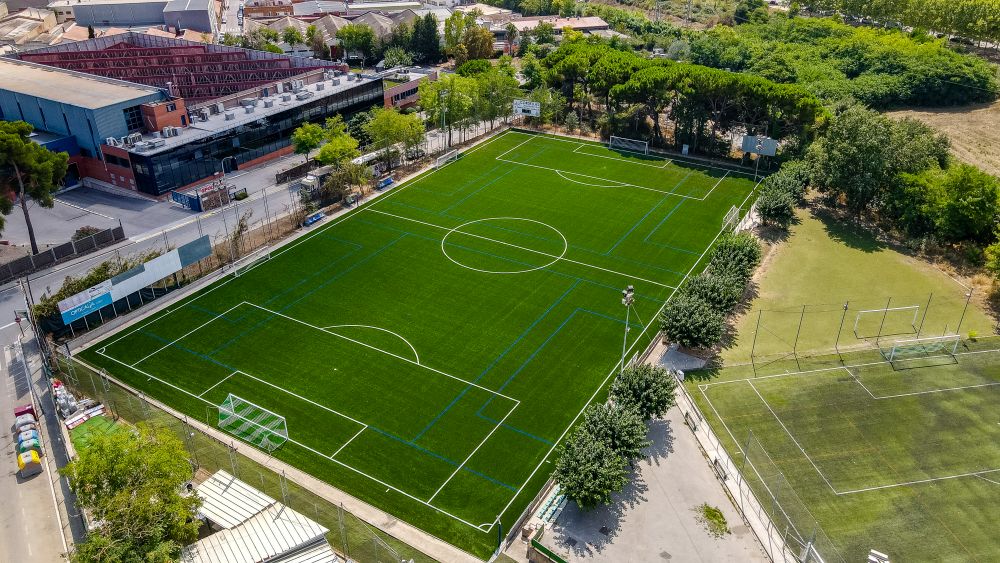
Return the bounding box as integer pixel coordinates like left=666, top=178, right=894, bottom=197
left=337, top=23, right=376, bottom=65
left=444, top=11, right=475, bottom=56
left=553, top=426, right=629, bottom=510
left=682, top=273, right=745, bottom=314
left=755, top=180, right=797, bottom=228
left=452, top=43, right=469, bottom=66
left=0, top=121, right=68, bottom=253
left=419, top=74, right=476, bottom=146
left=364, top=107, right=424, bottom=167
left=87, top=24, right=95, bottom=39
left=411, top=13, right=442, bottom=63
left=660, top=294, right=726, bottom=349
left=473, top=66, right=519, bottom=128
left=315, top=134, right=360, bottom=166
left=291, top=122, right=325, bottom=160
left=348, top=109, right=376, bottom=146
left=462, top=26, right=495, bottom=61
left=282, top=27, right=304, bottom=51
left=62, top=424, right=200, bottom=563
left=220, top=32, right=241, bottom=46
left=383, top=46, right=413, bottom=68
left=610, top=364, right=677, bottom=421
left=708, top=231, right=762, bottom=284
left=533, top=21, right=556, bottom=44
left=457, top=59, right=491, bottom=76
left=504, top=22, right=518, bottom=53
left=580, top=403, right=650, bottom=464
left=932, top=164, right=1000, bottom=243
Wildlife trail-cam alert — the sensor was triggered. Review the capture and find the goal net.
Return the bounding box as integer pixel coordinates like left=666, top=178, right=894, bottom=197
left=853, top=305, right=919, bottom=339
left=435, top=149, right=459, bottom=168
left=231, top=246, right=271, bottom=277
left=218, top=394, right=288, bottom=451
left=609, top=136, right=649, bottom=155
left=881, top=334, right=960, bottom=362
left=722, top=205, right=740, bottom=231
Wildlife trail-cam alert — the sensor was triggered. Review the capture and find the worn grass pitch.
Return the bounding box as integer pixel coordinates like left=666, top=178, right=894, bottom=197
left=79, top=130, right=757, bottom=557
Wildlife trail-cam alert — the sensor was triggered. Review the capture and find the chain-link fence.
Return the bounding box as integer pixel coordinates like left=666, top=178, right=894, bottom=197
left=55, top=350, right=434, bottom=563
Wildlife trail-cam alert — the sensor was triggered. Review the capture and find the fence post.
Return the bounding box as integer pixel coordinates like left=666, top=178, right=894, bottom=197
left=835, top=301, right=849, bottom=357
left=876, top=297, right=892, bottom=340
left=750, top=309, right=762, bottom=376
left=339, top=503, right=349, bottom=560
left=917, top=292, right=933, bottom=337
left=791, top=304, right=806, bottom=359
left=228, top=441, right=239, bottom=477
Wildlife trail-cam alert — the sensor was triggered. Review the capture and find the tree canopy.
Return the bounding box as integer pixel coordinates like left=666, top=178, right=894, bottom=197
left=0, top=120, right=68, bottom=252
left=610, top=364, right=677, bottom=421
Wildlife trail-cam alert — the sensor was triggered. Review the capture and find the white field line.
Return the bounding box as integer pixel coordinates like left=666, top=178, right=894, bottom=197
left=243, top=302, right=521, bottom=405
left=235, top=369, right=368, bottom=428
left=701, top=170, right=730, bottom=200
left=747, top=380, right=840, bottom=495
left=95, top=129, right=519, bottom=353
left=486, top=179, right=760, bottom=532
left=497, top=156, right=704, bottom=200
left=368, top=209, right=675, bottom=290
left=571, top=143, right=672, bottom=169
left=555, top=170, right=629, bottom=188
left=838, top=468, right=1000, bottom=495
left=89, top=348, right=490, bottom=531
left=701, top=346, right=1000, bottom=389
left=324, top=324, right=420, bottom=364
left=199, top=370, right=240, bottom=398
left=494, top=135, right=536, bottom=160
left=978, top=474, right=1000, bottom=486
left=428, top=399, right=519, bottom=504
left=530, top=132, right=758, bottom=177
left=331, top=425, right=368, bottom=458
left=133, top=303, right=243, bottom=365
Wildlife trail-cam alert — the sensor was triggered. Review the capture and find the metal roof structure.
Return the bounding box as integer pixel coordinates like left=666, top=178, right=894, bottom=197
left=0, top=57, right=163, bottom=108
left=182, top=470, right=337, bottom=563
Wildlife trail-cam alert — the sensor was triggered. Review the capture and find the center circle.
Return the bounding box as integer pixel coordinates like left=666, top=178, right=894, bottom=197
left=440, top=217, right=569, bottom=274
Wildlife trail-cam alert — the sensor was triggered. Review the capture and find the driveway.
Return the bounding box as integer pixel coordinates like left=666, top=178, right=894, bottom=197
left=539, top=410, right=768, bottom=563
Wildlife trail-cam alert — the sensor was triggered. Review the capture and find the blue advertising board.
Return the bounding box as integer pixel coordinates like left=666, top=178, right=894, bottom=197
left=59, top=292, right=113, bottom=324
left=171, top=190, right=202, bottom=212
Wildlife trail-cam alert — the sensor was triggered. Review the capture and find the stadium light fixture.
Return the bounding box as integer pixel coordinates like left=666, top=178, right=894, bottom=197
left=621, top=284, right=635, bottom=374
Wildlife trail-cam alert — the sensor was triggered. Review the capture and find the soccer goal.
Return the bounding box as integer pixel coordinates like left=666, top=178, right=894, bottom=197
left=218, top=394, right=288, bottom=452
left=435, top=149, right=459, bottom=168
left=231, top=246, right=271, bottom=277
left=881, top=334, right=961, bottom=362
left=853, top=305, right=920, bottom=339
left=722, top=205, right=740, bottom=231
left=609, top=136, right=649, bottom=155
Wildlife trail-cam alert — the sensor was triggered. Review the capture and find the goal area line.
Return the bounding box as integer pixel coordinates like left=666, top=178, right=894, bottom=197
left=92, top=302, right=523, bottom=532
left=700, top=366, right=1000, bottom=497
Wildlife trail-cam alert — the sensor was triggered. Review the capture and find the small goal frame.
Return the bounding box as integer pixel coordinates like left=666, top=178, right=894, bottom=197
left=608, top=136, right=649, bottom=155
left=722, top=205, right=740, bottom=232
left=435, top=149, right=459, bottom=168
left=853, top=305, right=919, bottom=339
left=231, top=246, right=271, bottom=277
left=881, top=333, right=961, bottom=362
left=218, top=393, right=288, bottom=452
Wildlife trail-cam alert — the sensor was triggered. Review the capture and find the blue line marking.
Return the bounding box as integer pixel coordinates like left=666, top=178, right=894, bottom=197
left=642, top=199, right=700, bottom=256
left=604, top=193, right=675, bottom=255
left=476, top=412, right=554, bottom=445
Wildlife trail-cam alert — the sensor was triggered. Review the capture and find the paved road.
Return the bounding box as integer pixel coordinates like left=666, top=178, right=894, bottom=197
left=0, top=323, right=77, bottom=561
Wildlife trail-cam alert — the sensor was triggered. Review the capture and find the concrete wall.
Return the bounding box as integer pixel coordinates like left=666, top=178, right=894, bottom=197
left=163, top=6, right=214, bottom=33
left=0, top=89, right=163, bottom=156
left=72, top=0, right=169, bottom=26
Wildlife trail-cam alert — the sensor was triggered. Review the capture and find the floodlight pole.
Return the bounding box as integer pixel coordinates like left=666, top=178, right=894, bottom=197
left=753, top=136, right=764, bottom=181
left=621, top=285, right=634, bottom=374
left=440, top=88, right=450, bottom=152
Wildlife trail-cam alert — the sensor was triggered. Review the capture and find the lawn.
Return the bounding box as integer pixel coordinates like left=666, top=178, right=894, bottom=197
left=691, top=205, right=1000, bottom=562
left=723, top=207, right=995, bottom=365
left=78, top=130, right=758, bottom=558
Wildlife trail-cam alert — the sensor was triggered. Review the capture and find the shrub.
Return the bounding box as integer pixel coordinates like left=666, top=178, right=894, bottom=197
left=708, top=232, right=762, bottom=285
left=755, top=181, right=796, bottom=228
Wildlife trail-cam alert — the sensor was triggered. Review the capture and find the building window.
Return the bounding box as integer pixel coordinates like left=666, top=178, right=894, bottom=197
left=166, top=103, right=177, bottom=112
left=123, top=106, right=143, bottom=132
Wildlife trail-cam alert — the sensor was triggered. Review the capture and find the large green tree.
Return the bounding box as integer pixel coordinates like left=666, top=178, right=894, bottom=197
left=410, top=13, right=442, bottom=63
left=610, top=364, right=677, bottom=421
left=62, top=424, right=201, bottom=563
left=291, top=122, right=325, bottom=160
left=364, top=107, right=424, bottom=167
left=315, top=115, right=360, bottom=166
left=580, top=403, right=650, bottom=464
left=660, top=294, right=726, bottom=349
left=337, top=23, right=376, bottom=65
left=419, top=74, right=476, bottom=146
left=0, top=120, right=69, bottom=254
left=553, top=426, right=629, bottom=510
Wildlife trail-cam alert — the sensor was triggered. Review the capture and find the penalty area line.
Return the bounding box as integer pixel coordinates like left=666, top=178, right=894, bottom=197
left=330, top=425, right=368, bottom=458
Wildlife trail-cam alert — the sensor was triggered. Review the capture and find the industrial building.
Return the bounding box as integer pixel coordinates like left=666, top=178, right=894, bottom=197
left=2, top=32, right=383, bottom=196
left=45, top=0, right=217, bottom=33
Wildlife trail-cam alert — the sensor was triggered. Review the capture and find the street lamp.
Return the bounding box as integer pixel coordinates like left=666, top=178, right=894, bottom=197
left=621, top=284, right=635, bottom=374
left=753, top=136, right=764, bottom=181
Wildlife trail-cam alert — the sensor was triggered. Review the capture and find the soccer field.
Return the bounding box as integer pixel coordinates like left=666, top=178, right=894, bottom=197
left=693, top=346, right=1000, bottom=561
left=79, top=130, right=758, bottom=557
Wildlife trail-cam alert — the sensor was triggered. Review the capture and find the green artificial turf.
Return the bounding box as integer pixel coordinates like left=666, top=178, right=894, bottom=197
left=79, top=130, right=757, bottom=558
left=691, top=348, right=1000, bottom=562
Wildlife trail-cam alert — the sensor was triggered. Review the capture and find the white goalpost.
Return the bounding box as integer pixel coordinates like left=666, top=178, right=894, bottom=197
left=435, top=149, right=459, bottom=168
left=609, top=136, right=649, bottom=155
left=853, top=305, right=920, bottom=338
left=881, top=334, right=961, bottom=362
left=218, top=393, right=288, bottom=451
left=722, top=205, right=740, bottom=231
left=231, top=245, right=271, bottom=277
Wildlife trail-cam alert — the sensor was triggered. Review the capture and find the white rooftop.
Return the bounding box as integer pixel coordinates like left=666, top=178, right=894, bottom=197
left=182, top=470, right=335, bottom=563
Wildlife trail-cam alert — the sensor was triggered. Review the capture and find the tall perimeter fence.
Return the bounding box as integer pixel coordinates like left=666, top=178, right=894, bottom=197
left=53, top=350, right=434, bottom=563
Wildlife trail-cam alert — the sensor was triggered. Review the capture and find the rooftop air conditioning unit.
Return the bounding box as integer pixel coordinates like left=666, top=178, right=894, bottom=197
left=263, top=99, right=274, bottom=108
left=148, top=138, right=167, bottom=148
left=347, top=73, right=354, bottom=81
left=331, top=78, right=340, bottom=86
left=244, top=105, right=255, bottom=114
left=225, top=111, right=236, bottom=121
left=105, top=137, right=120, bottom=147
left=133, top=141, right=150, bottom=151
left=240, top=97, right=257, bottom=107
left=281, top=94, right=292, bottom=102
left=128, top=132, right=143, bottom=144
left=275, top=82, right=284, bottom=93
left=161, top=127, right=173, bottom=137
left=214, top=102, right=225, bottom=114
left=295, top=91, right=313, bottom=100
left=315, top=83, right=325, bottom=91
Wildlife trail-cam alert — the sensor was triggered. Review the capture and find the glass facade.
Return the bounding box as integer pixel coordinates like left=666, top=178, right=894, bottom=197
left=129, top=80, right=383, bottom=195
